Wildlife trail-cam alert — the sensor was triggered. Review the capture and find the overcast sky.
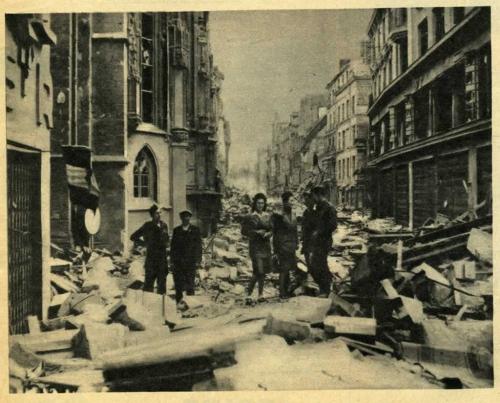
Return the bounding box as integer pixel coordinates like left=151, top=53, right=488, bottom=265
left=210, top=8, right=372, bottom=171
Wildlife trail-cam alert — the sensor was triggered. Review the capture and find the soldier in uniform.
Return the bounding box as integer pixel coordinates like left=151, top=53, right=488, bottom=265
left=130, top=204, right=170, bottom=294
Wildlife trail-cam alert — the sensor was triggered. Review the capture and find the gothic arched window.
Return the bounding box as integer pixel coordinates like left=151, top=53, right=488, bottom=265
left=133, top=147, right=157, bottom=200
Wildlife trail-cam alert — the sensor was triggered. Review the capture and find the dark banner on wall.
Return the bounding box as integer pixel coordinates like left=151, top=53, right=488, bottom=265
left=62, top=145, right=100, bottom=210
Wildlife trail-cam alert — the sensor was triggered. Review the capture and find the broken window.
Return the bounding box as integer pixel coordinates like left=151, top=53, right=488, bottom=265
left=414, top=88, right=429, bottom=139
left=418, top=18, right=428, bottom=57
left=478, top=43, right=491, bottom=119
left=451, top=63, right=466, bottom=127
left=133, top=147, right=157, bottom=199
left=141, top=13, right=154, bottom=123
left=433, top=8, right=445, bottom=43
left=395, top=102, right=405, bottom=147
left=434, top=74, right=453, bottom=133
left=400, top=38, right=408, bottom=73
left=464, top=53, right=479, bottom=122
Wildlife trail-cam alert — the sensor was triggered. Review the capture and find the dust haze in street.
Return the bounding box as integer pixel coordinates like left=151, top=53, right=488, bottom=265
left=210, top=9, right=372, bottom=172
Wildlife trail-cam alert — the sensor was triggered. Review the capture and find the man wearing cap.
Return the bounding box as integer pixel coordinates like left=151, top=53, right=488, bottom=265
left=130, top=204, right=169, bottom=294
left=309, top=185, right=337, bottom=297
left=170, top=210, right=202, bottom=303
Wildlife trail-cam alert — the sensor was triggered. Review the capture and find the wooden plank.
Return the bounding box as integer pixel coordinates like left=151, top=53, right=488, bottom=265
left=324, top=316, right=377, bottom=336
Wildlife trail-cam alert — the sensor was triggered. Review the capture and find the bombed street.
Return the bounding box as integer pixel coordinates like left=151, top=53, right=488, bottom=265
left=5, top=6, right=494, bottom=394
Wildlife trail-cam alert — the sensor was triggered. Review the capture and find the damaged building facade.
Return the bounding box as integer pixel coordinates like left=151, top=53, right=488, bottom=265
left=267, top=94, right=328, bottom=195
left=367, top=7, right=491, bottom=228
left=6, top=14, right=57, bottom=332
left=49, top=12, right=226, bottom=255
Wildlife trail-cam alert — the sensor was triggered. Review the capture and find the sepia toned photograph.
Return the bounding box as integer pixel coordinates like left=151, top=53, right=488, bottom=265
left=4, top=4, right=493, bottom=394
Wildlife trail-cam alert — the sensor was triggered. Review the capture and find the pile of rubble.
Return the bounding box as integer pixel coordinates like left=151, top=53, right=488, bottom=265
left=323, top=209, right=493, bottom=389
left=9, top=189, right=493, bottom=392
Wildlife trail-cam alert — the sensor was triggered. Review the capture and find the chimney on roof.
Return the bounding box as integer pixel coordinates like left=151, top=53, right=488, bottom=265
left=339, top=59, right=351, bottom=70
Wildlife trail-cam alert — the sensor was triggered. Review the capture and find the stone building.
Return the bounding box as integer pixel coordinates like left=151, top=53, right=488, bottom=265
left=367, top=7, right=491, bottom=228
left=50, top=12, right=225, bottom=253
left=6, top=14, right=57, bottom=332
left=267, top=94, right=328, bottom=196
left=327, top=58, right=371, bottom=209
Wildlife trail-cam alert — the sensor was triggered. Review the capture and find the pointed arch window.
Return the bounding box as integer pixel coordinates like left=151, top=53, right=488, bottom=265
left=133, top=147, right=157, bottom=200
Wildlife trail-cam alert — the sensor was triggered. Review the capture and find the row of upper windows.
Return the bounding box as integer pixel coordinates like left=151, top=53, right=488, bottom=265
left=337, top=125, right=358, bottom=152
left=327, top=95, right=356, bottom=129
left=330, top=68, right=352, bottom=93
left=370, top=7, right=468, bottom=100
left=337, top=156, right=357, bottom=181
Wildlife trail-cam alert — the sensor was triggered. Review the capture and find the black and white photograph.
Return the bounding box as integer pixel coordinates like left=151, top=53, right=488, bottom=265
left=3, top=2, right=494, bottom=395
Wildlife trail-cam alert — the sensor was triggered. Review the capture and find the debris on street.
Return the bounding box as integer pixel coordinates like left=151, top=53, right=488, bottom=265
left=8, top=187, right=493, bottom=392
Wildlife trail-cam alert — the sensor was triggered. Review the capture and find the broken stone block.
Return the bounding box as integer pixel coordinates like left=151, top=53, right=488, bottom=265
left=209, top=266, right=231, bottom=280
left=411, top=263, right=452, bottom=304
left=10, top=328, right=80, bottom=356
left=124, top=326, right=170, bottom=347
left=263, top=313, right=311, bottom=341
left=412, top=263, right=450, bottom=286
left=124, top=290, right=164, bottom=327
left=68, top=292, right=105, bottom=315
left=422, top=319, right=462, bottom=349
left=49, top=257, right=73, bottom=274
left=218, top=281, right=233, bottom=292
left=128, top=259, right=145, bottom=283
left=447, top=320, right=493, bottom=352
left=323, top=316, right=377, bottom=336
left=214, top=247, right=244, bottom=266
left=467, top=228, right=492, bottom=265
left=213, top=237, right=230, bottom=251
left=74, top=322, right=128, bottom=360
left=231, top=284, right=246, bottom=295
left=452, top=259, right=476, bottom=281
left=48, top=292, right=72, bottom=318
left=396, top=296, right=425, bottom=324
left=229, top=266, right=238, bottom=281
left=88, top=256, right=115, bottom=272
left=183, top=295, right=210, bottom=310
left=330, top=292, right=361, bottom=317
left=50, top=274, right=80, bottom=293
left=289, top=296, right=332, bottom=325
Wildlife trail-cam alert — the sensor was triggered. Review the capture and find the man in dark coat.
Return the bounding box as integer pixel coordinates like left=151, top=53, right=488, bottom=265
left=130, top=204, right=169, bottom=294
left=272, top=191, right=299, bottom=299
left=300, top=191, right=316, bottom=266
left=170, top=210, right=202, bottom=303
left=309, top=186, right=337, bottom=297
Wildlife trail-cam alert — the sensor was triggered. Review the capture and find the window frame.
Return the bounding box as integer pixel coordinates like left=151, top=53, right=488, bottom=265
left=141, top=12, right=155, bottom=124
left=133, top=147, right=158, bottom=201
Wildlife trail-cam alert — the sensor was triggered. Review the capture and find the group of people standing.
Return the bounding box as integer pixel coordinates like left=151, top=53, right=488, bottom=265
left=130, top=185, right=336, bottom=305
left=243, top=185, right=337, bottom=302
left=130, top=205, right=202, bottom=304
